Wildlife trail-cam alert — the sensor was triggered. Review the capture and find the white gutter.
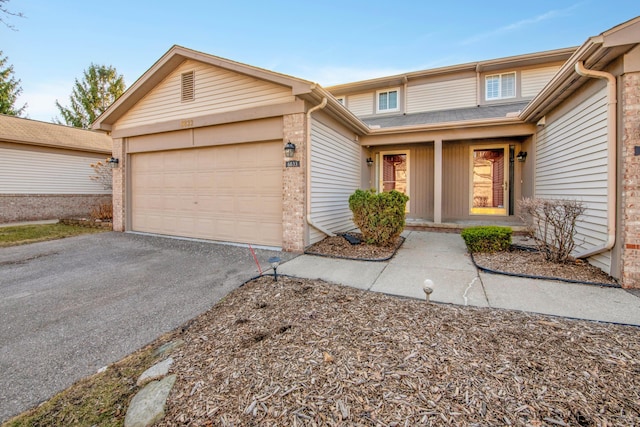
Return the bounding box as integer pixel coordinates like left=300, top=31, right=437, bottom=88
left=574, top=61, right=617, bottom=259
left=305, top=97, right=335, bottom=237
left=402, top=76, right=408, bottom=114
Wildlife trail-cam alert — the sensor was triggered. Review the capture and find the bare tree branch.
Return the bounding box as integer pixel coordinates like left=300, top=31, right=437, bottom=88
left=0, top=0, right=25, bottom=30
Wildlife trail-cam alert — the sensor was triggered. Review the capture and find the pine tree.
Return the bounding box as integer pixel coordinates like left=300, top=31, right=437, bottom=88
left=55, top=64, right=125, bottom=129
left=0, top=50, right=26, bottom=116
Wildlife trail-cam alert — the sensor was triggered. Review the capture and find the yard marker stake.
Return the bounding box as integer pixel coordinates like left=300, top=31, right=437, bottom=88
left=248, top=244, right=263, bottom=275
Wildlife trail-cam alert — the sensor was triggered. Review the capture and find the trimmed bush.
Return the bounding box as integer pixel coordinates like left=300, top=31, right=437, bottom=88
left=518, top=197, right=585, bottom=263
left=461, top=226, right=512, bottom=253
left=348, top=189, right=409, bottom=246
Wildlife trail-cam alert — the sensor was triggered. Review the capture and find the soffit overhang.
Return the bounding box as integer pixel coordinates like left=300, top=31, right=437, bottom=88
left=520, top=16, right=640, bottom=122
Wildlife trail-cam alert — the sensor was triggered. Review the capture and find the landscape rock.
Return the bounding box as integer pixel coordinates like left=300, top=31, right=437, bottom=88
left=136, top=357, right=174, bottom=386
left=124, top=374, right=176, bottom=427
left=153, top=339, right=184, bottom=358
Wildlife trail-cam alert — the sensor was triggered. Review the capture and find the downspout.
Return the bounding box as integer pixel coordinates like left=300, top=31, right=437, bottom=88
left=475, top=65, right=481, bottom=106
left=402, top=75, right=408, bottom=114
left=574, top=61, right=616, bottom=259
left=306, top=97, right=335, bottom=236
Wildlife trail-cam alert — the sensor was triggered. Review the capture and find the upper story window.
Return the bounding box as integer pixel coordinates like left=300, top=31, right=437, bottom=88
left=336, top=96, right=346, bottom=106
left=485, top=72, right=516, bottom=100
left=377, top=88, right=400, bottom=113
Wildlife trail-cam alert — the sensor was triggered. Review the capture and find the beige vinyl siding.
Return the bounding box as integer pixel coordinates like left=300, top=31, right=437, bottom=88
left=0, top=145, right=111, bottom=194
left=407, top=77, right=476, bottom=113
left=116, top=60, right=294, bottom=130
left=309, top=119, right=361, bottom=244
left=347, top=93, right=374, bottom=117
left=535, top=87, right=610, bottom=271
left=521, top=66, right=561, bottom=98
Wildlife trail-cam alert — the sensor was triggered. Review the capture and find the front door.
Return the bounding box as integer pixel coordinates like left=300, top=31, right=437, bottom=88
left=379, top=151, right=410, bottom=211
left=470, top=145, right=509, bottom=216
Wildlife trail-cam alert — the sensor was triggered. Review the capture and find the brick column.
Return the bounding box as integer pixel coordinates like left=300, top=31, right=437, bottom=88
left=621, top=72, right=640, bottom=289
left=112, top=138, right=126, bottom=232
left=282, top=113, right=307, bottom=252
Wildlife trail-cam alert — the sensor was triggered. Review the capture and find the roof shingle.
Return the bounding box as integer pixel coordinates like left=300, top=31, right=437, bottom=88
left=0, top=114, right=112, bottom=153
left=363, top=102, right=530, bottom=128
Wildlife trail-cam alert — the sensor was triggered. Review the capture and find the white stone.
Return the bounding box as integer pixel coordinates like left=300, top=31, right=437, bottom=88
left=136, top=357, right=173, bottom=386
left=124, top=374, right=177, bottom=427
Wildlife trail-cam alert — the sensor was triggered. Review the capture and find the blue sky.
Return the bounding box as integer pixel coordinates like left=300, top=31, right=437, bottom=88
left=2, top=1, right=638, bottom=122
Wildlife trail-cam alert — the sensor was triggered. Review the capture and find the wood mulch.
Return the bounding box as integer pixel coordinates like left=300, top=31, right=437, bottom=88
left=472, top=248, right=619, bottom=286
left=159, top=276, right=640, bottom=426
left=305, top=233, right=404, bottom=261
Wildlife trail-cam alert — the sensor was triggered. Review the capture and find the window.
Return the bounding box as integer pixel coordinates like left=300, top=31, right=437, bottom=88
left=181, top=71, right=195, bottom=102
left=485, top=72, right=515, bottom=100
left=335, top=96, right=346, bottom=106
left=376, top=88, right=400, bottom=113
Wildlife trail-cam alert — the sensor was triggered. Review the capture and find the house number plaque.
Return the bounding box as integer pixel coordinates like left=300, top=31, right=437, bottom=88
left=286, top=160, right=300, bottom=168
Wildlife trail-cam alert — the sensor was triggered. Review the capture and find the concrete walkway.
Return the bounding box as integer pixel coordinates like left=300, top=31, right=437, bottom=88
left=279, top=231, right=640, bottom=326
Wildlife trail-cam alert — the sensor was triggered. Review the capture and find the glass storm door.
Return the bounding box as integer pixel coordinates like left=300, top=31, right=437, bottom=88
left=471, top=146, right=508, bottom=215
left=379, top=152, right=410, bottom=211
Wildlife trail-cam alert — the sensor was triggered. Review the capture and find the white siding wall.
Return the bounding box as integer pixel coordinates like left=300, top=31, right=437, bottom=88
left=309, top=119, right=361, bottom=244
left=535, top=87, right=610, bottom=271
left=347, top=93, right=374, bottom=117
left=521, top=66, right=561, bottom=98
left=116, top=60, right=294, bottom=130
left=407, top=77, right=476, bottom=113
left=0, top=146, right=111, bottom=194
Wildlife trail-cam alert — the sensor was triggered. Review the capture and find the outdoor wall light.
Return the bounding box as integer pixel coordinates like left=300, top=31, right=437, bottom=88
left=366, top=157, right=374, bottom=167
left=107, top=157, right=120, bottom=168
left=516, top=151, right=528, bottom=162
left=284, top=142, right=296, bottom=158
left=268, top=256, right=281, bottom=282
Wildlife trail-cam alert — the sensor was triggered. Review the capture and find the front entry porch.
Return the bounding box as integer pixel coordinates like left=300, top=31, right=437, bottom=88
left=363, top=138, right=532, bottom=228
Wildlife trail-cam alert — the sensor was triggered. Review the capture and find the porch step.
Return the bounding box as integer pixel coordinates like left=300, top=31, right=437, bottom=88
left=405, top=220, right=529, bottom=235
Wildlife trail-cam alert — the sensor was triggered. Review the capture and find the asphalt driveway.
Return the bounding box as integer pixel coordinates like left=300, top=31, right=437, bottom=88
left=0, top=232, right=294, bottom=422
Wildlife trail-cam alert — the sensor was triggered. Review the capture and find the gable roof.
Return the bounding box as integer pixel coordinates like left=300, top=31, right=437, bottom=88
left=92, top=45, right=320, bottom=131
left=0, top=114, right=112, bottom=154
left=92, top=17, right=639, bottom=136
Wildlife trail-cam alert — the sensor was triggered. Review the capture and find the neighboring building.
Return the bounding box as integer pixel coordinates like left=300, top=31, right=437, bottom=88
left=0, top=115, right=113, bottom=223
left=93, top=17, right=640, bottom=288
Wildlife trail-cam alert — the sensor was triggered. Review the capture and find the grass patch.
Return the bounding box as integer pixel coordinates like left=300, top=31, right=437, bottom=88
left=0, top=223, right=106, bottom=247
left=2, top=333, right=180, bottom=427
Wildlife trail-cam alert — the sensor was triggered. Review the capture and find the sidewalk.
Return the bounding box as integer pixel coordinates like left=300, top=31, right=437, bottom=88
left=278, top=231, right=640, bottom=326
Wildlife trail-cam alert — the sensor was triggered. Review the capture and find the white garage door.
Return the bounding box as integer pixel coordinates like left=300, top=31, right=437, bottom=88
left=131, top=141, right=283, bottom=246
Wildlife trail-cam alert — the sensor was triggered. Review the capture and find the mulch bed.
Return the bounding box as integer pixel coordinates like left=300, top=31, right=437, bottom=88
left=305, top=233, right=404, bottom=261
left=158, top=276, right=640, bottom=426
left=472, top=247, right=619, bottom=286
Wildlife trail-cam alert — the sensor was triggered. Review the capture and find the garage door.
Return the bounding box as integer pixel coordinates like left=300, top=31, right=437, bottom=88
left=130, top=141, right=283, bottom=246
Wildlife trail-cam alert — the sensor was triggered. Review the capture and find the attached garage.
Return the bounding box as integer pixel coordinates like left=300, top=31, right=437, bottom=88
left=130, top=141, right=283, bottom=246
left=93, top=45, right=368, bottom=251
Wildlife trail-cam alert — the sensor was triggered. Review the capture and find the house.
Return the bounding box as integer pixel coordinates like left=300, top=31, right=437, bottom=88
left=0, top=115, right=113, bottom=223
left=93, top=17, right=640, bottom=288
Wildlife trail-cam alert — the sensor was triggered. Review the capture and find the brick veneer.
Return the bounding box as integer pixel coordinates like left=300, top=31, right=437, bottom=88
left=621, top=72, right=640, bottom=288
left=282, top=113, right=307, bottom=252
left=112, top=138, right=126, bottom=232
left=0, top=194, right=112, bottom=223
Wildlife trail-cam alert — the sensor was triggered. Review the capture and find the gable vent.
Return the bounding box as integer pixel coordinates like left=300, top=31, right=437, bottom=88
left=181, top=71, right=195, bottom=102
